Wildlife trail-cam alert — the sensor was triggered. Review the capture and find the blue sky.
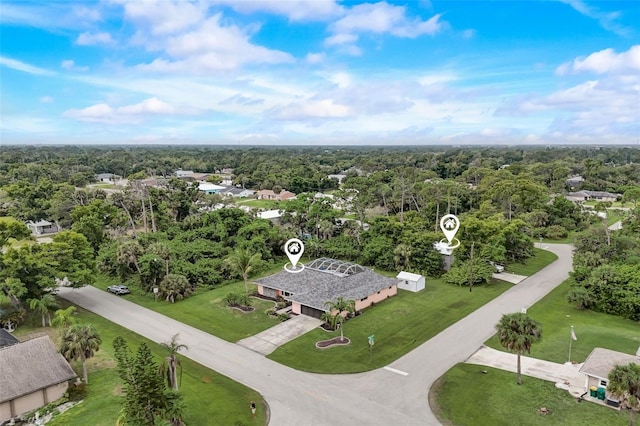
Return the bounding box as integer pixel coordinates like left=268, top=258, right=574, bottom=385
left=1, top=0, right=638, bottom=145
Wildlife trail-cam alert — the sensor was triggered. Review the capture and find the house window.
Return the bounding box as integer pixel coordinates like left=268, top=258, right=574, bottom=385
left=600, top=379, right=607, bottom=387
left=377, top=291, right=381, bottom=294
left=405, top=280, right=409, bottom=285
left=282, top=291, right=292, bottom=297
left=360, top=297, right=367, bottom=302
left=389, top=286, right=393, bottom=290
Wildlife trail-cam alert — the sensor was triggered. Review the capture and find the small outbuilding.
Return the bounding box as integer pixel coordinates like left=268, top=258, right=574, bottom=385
left=579, top=347, right=639, bottom=404
left=26, top=220, right=59, bottom=236
left=396, top=271, right=425, bottom=292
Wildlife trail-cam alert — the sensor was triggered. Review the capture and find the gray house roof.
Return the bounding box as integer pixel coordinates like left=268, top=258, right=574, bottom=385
left=0, top=336, right=76, bottom=403
left=579, top=347, right=639, bottom=380
left=0, top=329, right=19, bottom=348
left=256, top=259, right=397, bottom=311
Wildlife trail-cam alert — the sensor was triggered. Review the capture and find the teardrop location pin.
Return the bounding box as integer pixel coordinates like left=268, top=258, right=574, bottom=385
left=284, top=238, right=305, bottom=273
left=440, top=214, right=460, bottom=247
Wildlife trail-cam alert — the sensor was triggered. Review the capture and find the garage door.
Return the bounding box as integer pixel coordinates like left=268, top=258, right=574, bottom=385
left=301, top=305, right=324, bottom=319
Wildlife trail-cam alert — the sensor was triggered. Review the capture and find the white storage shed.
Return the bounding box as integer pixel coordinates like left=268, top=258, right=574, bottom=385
left=396, top=271, right=425, bottom=293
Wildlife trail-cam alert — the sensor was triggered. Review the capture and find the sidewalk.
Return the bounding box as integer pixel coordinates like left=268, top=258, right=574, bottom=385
left=466, top=346, right=585, bottom=397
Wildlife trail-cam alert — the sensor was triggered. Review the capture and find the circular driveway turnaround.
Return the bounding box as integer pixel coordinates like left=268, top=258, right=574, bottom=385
left=59, top=243, right=572, bottom=426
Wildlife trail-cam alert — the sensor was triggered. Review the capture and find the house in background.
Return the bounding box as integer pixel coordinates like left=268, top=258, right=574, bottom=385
left=256, top=209, right=283, bottom=224
left=198, top=183, right=225, bottom=195
left=26, top=220, right=59, bottom=236
left=0, top=336, right=76, bottom=422
left=565, top=175, right=584, bottom=189
left=175, top=169, right=194, bottom=178
left=256, top=258, right=397, bottom=318
left=566, top=190, right=621, bottom=203
left=95, top=173, right=121, bottom=183
left=396, top=271, right=425, bottom=292
left=219, top=185, right=255, bottom=198
left=256, top=189, right=296, bottom=201
left=579, top=347, right=639, bottom=407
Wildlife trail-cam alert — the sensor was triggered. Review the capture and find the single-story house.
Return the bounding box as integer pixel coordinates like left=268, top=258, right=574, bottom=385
left=256, top=189, right=296, bottom=201
left=0, top=336, right=77, bottom=422
left=219, top=185, right=255, bottom=198
left=566, top=190, right=621, bottom=203
left=579, top=347, right=640, bottom=404
left=328, top=174, right=347, bottom=185
left=198, top=183, right=225, bottom=195
left=396, top=271, right=425, bottom=292
left=566, top=175, right=584, bottom=188
left=175, top=169, right=194, bottom=178
left=256, top=209, right=283, bottom=224
left=95, top=173, right=121, bottom=183
left=26, top=220, right=59, bottom=236
left=255, top=258, right=397, bottom=319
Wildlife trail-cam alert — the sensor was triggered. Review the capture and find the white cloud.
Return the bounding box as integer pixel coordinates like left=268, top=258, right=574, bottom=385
left=556, top=45, right=640, bottom=75
left=462, top=29, right=476, bottom=39
left=61, top=59, right=89, bottom=72
left=210, top=0, right=342, bottom=22
left=305, top=52, right=325, bottom=64
left=64, top=97, right=176, bottom=124
left=557, top=0, right=632, bottom=37
left=76, top=32, right=114, bottom=46
left=0, top=56, right=55, bottom=76
left=114, top=0, right=205, bottom=35
left=40, top=96, right=54, bottom=103
left=268, top=99, right=351, bottom=120
left=327, top=2, right=446, bottom=47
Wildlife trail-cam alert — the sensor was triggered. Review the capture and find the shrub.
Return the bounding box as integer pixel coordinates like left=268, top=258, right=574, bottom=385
left=566, top=287, right=592, bottom=310
left=238, top=293, right=252, bottom=307
left=225, top=293, right=239, bottom=306
left=545, top=225, right=568, bottom=239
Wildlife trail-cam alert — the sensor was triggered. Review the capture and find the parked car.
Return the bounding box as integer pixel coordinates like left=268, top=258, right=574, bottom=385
left=107, top=284, right=130, bottom=295
left=489, top=261, right=505, bottom=273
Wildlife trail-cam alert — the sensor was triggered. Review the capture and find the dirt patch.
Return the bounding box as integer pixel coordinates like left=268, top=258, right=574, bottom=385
left=428, top=376, right=455, bottom=426
left=316, top=337, right=351, bottom=349
left=112, top=383, right=123, bottom=396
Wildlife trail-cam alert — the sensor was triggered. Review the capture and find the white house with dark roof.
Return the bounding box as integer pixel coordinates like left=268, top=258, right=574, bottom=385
left=255, top=258, right=397, bottom=318
left=0, top=336, right=76, bottom=422
left=566, top=190, right=621, bottom=203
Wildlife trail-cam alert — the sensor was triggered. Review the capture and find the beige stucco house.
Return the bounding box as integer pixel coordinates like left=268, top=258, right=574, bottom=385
left=256, top=258, right=397, bottom=318
left=0, top=336, right=76, bottom=422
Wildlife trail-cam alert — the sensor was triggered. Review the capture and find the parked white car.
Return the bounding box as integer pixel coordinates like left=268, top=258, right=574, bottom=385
left=489, top=261, right=505, bottom=273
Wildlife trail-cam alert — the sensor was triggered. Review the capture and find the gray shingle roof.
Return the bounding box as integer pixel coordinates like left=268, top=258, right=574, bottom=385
left=0, top=336, right=76, bottom=402
left=256, top=260, right=397, bottom=311
left=0, top=329, right=19, bottom=348
left=579, top=347, right=639, bottom=379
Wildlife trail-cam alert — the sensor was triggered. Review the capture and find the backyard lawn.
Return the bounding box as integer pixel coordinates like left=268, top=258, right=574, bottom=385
left=11, top=303, right=266, bottom=426
left=506, top=247, right=558, bottom=276
left=484, top=279, right=640, bottom=364
left=268, top=278, right=513, bottom=373
left=431, top=364, right=628, bottom=426
left=93, top=274, right=282, bottom=342
left=234, top=198, right=283, bottom=210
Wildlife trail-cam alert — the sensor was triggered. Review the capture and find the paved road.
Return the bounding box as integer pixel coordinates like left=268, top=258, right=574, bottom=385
left=59, top=243, right=573, bottom=425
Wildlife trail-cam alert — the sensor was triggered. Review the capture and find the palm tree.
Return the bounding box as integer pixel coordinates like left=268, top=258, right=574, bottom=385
left=224, top=248, right=262, bottom=295
left=394, top=243, right=412, bottom=270
left=148, top=241, right=171, bottom=276
left=159, top=274, right=192, bottom=303
left=495, top=312, right=542, bottom=385
left=28, top=294, right=59, bottom=327
left=117, top=240, right=144, bottom=274
left=608, top=363, right=640, bottom=425
left=324, top=297, right=356, bottom=342
left=51, top=306, right=77, bottom=329
left=161, top=334, right=188, bottom=391
left=60, top=324, right=102, bottom=384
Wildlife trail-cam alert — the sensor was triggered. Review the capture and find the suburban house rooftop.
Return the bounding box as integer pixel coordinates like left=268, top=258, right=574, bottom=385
left=0, top=336, right=76, bottom=403
left=579, top=347, right=640, bottom=380
left=256, top=258, right=396, bottom=311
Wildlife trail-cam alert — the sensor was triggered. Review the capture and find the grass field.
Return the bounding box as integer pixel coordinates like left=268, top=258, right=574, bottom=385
left=234, top=198, right=283, bottom=210
left=506, top=247, right=558, bottom=276
left=93, top=274, right=282, bottom=342
left=268, top=278, right=513, bottom=373
left=12, top=303, right=266, bottom=426
left=484, top=279, right=640, bottom=364
left=431, top=364, right=628, bottom=426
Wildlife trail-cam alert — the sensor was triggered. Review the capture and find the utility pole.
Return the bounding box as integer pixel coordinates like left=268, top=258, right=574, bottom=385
left=468, top=241, right=475, bottom=292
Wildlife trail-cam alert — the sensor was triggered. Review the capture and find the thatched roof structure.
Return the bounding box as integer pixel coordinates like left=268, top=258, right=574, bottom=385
left=0, top=336, right=76, bottom=402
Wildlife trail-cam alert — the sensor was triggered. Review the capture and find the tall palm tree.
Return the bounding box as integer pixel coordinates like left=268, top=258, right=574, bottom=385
left=608, top=362, right=640, bottom=426
left=60, top=324, right=102, bottom=384
left=224, top=248, right=262, bottom=295
left=117, top=240, right=144, bottom=274
left=495, top=312, right=542, bottom=385
left=28, top=294, right=59, bottom=327
left=51, top=306, right=77, bottom=329
left=324, top=297, right=356, bottom=342
left=161, top=334, right=188, bottom=391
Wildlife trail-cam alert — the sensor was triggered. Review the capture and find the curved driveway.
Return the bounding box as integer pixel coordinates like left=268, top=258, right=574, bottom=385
left=59, top=243, right=572, bottom=426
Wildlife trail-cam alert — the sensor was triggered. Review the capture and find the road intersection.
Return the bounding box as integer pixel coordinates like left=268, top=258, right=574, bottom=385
left=59, top=243, right=573, bottom=425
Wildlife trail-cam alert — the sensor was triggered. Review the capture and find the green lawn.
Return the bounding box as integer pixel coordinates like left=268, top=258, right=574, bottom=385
left=234, top=199, right=282, bottom=210
left=506, top=248, right=558, bottom=276
left=268, top=279, right=513, bottom=373
left=93, top=275, right=282, bottom=342
left=12, top=303, right=266, bottom=426
left=431, top=364, right=628, bottom=426
left=485, top=280, right=640, bottom=364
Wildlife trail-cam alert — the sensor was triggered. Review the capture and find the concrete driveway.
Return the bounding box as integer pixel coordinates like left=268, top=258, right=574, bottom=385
left=238, top=315, right=322, bottom=355
left=59, top=243, right=573, bottom=425
left=493, top=271, right=528, bottom=284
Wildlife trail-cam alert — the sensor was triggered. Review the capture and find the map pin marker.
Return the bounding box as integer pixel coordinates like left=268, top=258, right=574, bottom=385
left=440, top=214, right=460, bottom=245
left=284, top=238, right=304, bottom=269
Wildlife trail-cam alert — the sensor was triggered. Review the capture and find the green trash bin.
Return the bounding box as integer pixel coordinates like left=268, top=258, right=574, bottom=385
left=589, top=386, right=597, bottom=397
left=597, top=387, right=606, bottom=400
